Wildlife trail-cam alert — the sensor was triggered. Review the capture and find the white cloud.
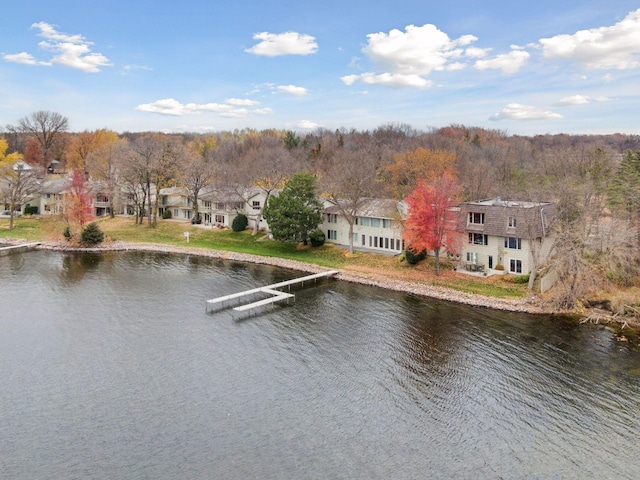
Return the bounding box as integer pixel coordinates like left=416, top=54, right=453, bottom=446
left=277, top=85, right=308, bottom=96
left=135, top=98, right=272, bottom=118
left=245, top=31, right=318, bottom=56
left=297, top=120, right=322, bottom=129
left=490, top=103, right=563, bottom=121
left=225, top=98, right=260, bottom=106
left=539, top=8, right=640, bottom=70
left=363, top=24, right=478, bottom=77
left=341, top=72, right=432, bottom=88
left=474, top=49, right=530, bottom=74
left=2, top=52, right=49, bottom=66
left=135, top=98, right=233, bottom=116
left=556, top=94, right=610, bottom=106
left=3, top=22, right=111, bottom=72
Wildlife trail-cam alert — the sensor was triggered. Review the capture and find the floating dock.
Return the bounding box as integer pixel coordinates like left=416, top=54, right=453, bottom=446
left=0, top=242, right=41, bottom=257
left=206, top=270, right=339, bottom=314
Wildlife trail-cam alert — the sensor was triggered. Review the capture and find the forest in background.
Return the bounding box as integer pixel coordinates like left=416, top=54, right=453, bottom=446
left=2, top=115, right=640, bottom=315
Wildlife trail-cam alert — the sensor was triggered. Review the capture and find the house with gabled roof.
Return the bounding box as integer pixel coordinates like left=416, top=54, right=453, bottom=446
left=321, top=198, right=406, bottom=255
left=457, top=198, right=556, bottom=275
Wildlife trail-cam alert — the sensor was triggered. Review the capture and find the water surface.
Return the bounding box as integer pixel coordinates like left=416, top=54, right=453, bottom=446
left=1, top=251, right=638, bottom=479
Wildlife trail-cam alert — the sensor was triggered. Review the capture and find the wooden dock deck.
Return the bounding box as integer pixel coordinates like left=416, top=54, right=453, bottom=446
left=206, top=270, right=339, bottom=314
left=0, top=242, right=41, bottom=257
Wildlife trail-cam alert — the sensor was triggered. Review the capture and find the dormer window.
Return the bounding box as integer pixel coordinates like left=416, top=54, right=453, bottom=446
left=508, top=216, right=517, bottom=228
left=468, top=212, right=484, bottom=225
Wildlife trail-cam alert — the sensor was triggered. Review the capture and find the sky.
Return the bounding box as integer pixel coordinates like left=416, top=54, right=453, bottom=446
left=2, top=0, right=640, bottom=135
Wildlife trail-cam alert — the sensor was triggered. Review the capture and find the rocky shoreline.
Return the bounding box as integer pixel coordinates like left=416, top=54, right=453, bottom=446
left=30, top=239, right=551, bottom=315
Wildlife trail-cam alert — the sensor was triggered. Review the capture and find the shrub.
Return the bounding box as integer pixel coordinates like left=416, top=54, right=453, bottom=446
left=308, top=228, right=326, bottom=247
left=405, top=248, right=427, bottom=265
left=513, top=274, right=530, bottom=284
left=81, top=223, right=105, bottom=246
left=162, top=209, right=172, bottom=219
left=63, top=226, right=71, bottom=241
left=232, top=214, right=248, bottom=232
left=24, top=206, right=38, bottom=215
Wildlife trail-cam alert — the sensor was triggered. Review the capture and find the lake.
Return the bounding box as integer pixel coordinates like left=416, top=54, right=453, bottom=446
left=1, top=250, right=638, bottom=479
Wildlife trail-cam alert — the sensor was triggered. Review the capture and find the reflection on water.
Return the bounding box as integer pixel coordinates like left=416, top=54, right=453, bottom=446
left=0, top=250, right=638, bottom=479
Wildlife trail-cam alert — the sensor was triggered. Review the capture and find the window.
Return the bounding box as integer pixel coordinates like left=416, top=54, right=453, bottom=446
left=467, top=252, right=479, bottom=263
left=468, top=212, right=485, bottom=224
left=215, top=214, right=224, bottom=224
left=173, top=209, right=179, bottom=218
left=235, top=202, right=244, bottom=210
left=510, top=259, right=522, bottom=273
left=216, top=202, right=225, bottom=210
left=352, top=233, right=358, bottom=243
left=504, top=237, right=521, bottom=249
left=327, top=229, right=337, bottom=240
left=374, top=237, right=378, bottom=248
left=361, top=235, right=366, bottom=246
left=360, top=217, right=370, bottom=227
left=184, top=210, right=192, bottom=219
left=469, top=233, right=488, bottom=245
left=371, top=218, right=381, bottom=228
left=204, top=201, right=212, bottom=208
left=186, top=198, right=192, bottom=206
left=383, top=219, right=391, bottom=228
left=252, top=201, right=260, bottom=210
left=508, top=216, right=517, bottom=228
left=384, top=238, right=389, bottom=249
left=327, top=213, right=337, bottom=223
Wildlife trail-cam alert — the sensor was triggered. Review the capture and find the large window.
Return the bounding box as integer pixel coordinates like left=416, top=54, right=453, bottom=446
left=327, top=213, right=337, bottom=223
left=504, top=237, right=522, bottom=249
left=509, top=259, right=522, bottom=273
left=327, top=229, right=337, bottom=240
left=383, top=219, right=391, bottom=228
left=468, top=212, right=485, bottom=225
left=371, top=218, right=381, bottom=228
left=360, top=217, right=370, bottom=227
left=215, top=214, right=224, bottom=224
left=469, top=233, right=488, bottom=245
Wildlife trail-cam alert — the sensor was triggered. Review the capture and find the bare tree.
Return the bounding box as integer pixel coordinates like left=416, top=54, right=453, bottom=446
left=180, top=142, right=218, bottom=223
left=16, top=111, right=68, bottom=171
left=0, top=159, right=41, bottom=230
left=86, top=137, right=128, bottom=218
left=321, top=148, right=379, bottom=254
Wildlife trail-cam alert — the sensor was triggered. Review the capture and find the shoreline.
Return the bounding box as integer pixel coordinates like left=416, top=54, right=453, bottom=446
left=32, top=239, right=553, bottom=315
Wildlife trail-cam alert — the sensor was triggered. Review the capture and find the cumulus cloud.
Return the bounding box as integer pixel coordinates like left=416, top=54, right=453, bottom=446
left=474, top=49, right=530, bottom=74
left=490, top=103, right=563, bottom=121
left=539, top=8, right=640, bottom=69
left=555, top=94, right=610, bottom=106
left=342, top=23, right=503, bottom=88
left=135, top=98, right=272, bottom=118
left=2, top=52, right=49, bottom=66
left=245, top=32, right=318, bottom=56
left=297, top=120, right=322, bottom=129
left=277, top=85, right=308, bottom=96
left=3, top=22, right=113, bottom=72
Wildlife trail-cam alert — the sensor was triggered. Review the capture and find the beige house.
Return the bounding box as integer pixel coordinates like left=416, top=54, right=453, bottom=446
left=321, top=198, right=406, bottom=255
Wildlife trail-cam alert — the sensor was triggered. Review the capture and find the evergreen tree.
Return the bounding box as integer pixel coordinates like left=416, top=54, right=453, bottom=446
left=609, top=150, right=640, bottom=246
left=263, top=172, right=323, bottom=244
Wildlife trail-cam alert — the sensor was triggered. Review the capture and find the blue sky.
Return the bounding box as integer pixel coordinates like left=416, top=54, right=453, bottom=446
left=2, top=0, right=640, bottom=135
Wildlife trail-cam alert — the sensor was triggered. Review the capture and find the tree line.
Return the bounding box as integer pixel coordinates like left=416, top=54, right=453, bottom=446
left=2, top=110, right=640, bottom=311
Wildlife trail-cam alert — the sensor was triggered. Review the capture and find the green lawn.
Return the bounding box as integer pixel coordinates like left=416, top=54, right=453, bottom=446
left=0, top=215, right=528, bottom=299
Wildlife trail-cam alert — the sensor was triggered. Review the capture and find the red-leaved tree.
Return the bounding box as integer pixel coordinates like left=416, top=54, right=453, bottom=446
left=64, top=169, right=94, bottom=241
left=404, top=170, right=463, bottom=275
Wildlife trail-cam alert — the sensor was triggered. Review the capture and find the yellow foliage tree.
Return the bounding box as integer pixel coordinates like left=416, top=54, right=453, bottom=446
left=384, top=147, right=457, bottom=199
left=66, top=129, right=119, bottom=172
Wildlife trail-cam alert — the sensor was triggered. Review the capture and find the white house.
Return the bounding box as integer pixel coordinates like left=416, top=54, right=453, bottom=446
left=457, top=198, right=556, bottom=275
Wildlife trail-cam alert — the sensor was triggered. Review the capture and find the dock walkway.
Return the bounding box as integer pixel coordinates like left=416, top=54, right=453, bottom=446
left=206, top=270, right=339, bottom=314
left=0, top=242, right=41, bottom=257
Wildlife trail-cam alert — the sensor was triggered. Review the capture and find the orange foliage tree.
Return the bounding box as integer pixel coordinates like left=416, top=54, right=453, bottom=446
left=384, top=147, right=457, bottom=199
left=63, top=169, right=94, bottom=241
left=404, top=171, right=463, bottom=275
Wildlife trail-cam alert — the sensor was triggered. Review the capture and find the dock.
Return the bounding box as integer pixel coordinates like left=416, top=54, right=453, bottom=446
left=206, top=270, right=339, bottom=314
left=0, top=242, right=41, bottom=257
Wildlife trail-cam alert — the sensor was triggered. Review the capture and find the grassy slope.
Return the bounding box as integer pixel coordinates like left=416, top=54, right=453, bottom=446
left=0, top=216, right=528, bottom=299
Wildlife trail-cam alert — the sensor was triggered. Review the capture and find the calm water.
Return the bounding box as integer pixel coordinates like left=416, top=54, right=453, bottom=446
left=1, top=250, right=639, bottom=479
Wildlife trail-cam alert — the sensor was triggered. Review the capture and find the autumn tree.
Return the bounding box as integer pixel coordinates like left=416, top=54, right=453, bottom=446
left=63, top=169, right=94, bottom=241
left=404, top=171, right=462, bottom=275
left=66, top=129, right=119, bottom=173
left=0, top=139, right=40, bottom=229
left=152, top=136, right=182, bottom=225
left=263, top=172, right=323, bottom=244
left=321, top=148, right=379, bottom=254
left=15, top=111, right=68, bottom=170
left=384, top=147, right=457, bottom=199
